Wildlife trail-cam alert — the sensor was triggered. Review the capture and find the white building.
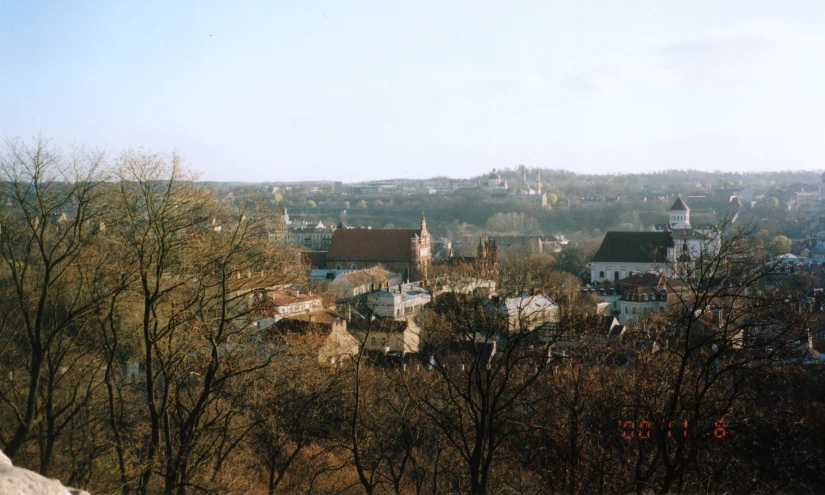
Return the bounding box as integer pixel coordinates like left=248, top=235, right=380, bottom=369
left=592, top=197, right=721, bottom=283
left=487, top=293, right=559, bottom=332
left=486, top=169, right=508, bottom=192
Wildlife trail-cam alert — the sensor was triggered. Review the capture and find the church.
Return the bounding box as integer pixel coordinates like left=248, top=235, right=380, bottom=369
left=590, top=196, right=720, bottom=283
left=325, top=218, right=432, bottom=282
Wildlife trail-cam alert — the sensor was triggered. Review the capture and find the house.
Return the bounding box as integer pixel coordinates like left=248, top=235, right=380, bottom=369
left=337, top=281, right=434, bottom=354
left=348, top=316, right=422, bottom=354
left=268, top=289, right=324, bottom=317
left=617, top=287, right=670, bottom=324
left=364, top=284, right=432, bottom=319
left=309, top=266, right=400, bottom=299
left=269, top=209, right=335, bottom=251
left=271, top=310, right=360, bottom=365
left=615, top=273, right=685, bottom=324
left=254, top=289, right=325, bottom=329
left=325, top=218, right=432, bottom=281
left=487, top=293, right=559, bottom=332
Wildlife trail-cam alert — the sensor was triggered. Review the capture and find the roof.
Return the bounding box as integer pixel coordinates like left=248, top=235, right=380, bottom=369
left=617, top=272, right=668, bottom=288
left=283, top=308, right=343, bottom=325
left=327, top=228, right=420, bottom=260
left=344, top=267, right=395, bottom=286
left=670, top=196, right=689, bottom=211
left=619, top=287, right=668, bottom=302
left=301, top=251, right=327, bottom=268
left=591, top=232, right=673, bottom=263
left=268, top=290, right=320, bottom=306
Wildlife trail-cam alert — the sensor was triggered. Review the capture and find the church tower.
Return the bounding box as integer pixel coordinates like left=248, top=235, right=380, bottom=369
left=669, top=196, right=690, bottom=230
left=411, top=217, right=431, bottom=280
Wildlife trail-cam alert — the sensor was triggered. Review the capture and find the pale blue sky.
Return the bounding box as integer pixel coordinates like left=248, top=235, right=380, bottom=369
left=1, top=1, right=824, bottom=182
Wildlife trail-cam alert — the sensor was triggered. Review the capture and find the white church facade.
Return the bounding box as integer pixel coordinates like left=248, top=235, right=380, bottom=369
left=590, top=197, right=721, bottom=283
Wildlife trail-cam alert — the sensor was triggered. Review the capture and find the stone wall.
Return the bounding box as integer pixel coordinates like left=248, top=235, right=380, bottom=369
left=0, top=450, right=90, bottom=495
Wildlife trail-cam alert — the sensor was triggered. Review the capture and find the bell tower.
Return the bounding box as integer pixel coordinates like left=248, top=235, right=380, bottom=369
left=669, top=196, right=690, bottom=230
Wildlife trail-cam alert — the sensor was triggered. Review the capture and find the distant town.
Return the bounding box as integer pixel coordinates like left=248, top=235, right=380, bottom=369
left=2, top=144, right=825, bottom=494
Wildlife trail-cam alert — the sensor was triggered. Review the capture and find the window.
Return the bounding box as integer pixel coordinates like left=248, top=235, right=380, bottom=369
left=632, top=308, right=636, bottom=314
left=370, top=338, right=377, bottom=346
left=625, top=307, right=628, bottom=314
left=599, top=271, right=605, bottom=278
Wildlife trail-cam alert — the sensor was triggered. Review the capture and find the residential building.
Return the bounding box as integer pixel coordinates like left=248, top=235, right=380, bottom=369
left=487, top=293, right=559, bottom=332
left=254, top=289, right=325, bottom=329
left=309, top=266, right=401, bottom=299
left=349, top=317, right=422, bottom=355
left=271, top=310, right=360, bottom=365
left=269, top=212, right=335, bottom=251
left=364, top=284, right=432, bottom=319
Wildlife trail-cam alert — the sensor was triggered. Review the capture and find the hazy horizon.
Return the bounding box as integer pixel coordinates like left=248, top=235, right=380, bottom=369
left=2, top=1, right=823, bottom=182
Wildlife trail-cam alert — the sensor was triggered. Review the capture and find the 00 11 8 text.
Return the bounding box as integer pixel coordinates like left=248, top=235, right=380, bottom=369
left=618, top=419, right=727, bottom=439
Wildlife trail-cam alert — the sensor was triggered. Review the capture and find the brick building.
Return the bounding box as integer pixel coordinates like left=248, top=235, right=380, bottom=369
left=325, top=218, right=432, bottom=282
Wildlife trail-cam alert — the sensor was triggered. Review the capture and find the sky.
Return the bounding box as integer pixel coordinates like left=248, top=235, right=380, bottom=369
left=1, top=1, right=824, bottom=182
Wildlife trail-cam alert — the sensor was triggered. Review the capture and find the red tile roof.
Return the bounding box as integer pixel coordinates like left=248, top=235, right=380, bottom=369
left=327, top=229, right=420, bottom=260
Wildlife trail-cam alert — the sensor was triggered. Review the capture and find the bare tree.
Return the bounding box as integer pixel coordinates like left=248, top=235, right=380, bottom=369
left=0, top=137, right=109, bottom=468
left=408, top=267, right=568, bottom=494
left=106, top=150, right=301, bottom=494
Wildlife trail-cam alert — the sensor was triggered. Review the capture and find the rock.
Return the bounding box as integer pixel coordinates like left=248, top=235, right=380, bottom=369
left=0, top=449, right=90, bottom=495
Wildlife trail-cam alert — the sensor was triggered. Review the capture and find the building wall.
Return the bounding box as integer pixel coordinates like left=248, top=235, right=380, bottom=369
left=318, top=320, right=360, bottom=365
left=274, top=299, right=324, bottom=317
left=351, top=326, right=420, bottom=354
left=590, top=262, right=671, bottom=283
left=617, top=300, right=667, bottom=324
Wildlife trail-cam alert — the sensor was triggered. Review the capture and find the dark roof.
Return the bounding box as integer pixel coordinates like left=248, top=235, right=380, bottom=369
left=327, top=228, right=420, bottom=260
left=591, top=232, right=673, bottom=263
left=670, top=196, right=689, bottom=211
left=301, top=251, right=327, bottom=268
left=617, top=272, right=668, bottom=289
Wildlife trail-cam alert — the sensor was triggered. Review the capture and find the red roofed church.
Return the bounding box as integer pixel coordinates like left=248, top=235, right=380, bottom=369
left=325, top=218, right=432, bottom=281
